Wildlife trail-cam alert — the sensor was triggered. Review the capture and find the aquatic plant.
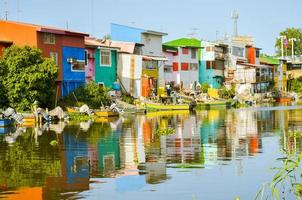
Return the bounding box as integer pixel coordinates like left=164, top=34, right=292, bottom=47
left=255, top=150, right=302, bottom=200
left=68, top=112, right=97, bottom=121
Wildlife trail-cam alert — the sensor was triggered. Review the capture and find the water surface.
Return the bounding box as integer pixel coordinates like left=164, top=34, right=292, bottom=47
left=0, top=107, right=301, bottom=199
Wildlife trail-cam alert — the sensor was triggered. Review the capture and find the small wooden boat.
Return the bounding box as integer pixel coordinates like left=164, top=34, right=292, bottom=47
left=146, top=110, right=190, bottom=118
left=145, top=102, right=189, bottom=112
left=196, top=101, right=232, bottom=110
left=0, top=119, right=13, bottom=127
left=275, top=97, right=292, bottom=103
left=94, top=111, right=119, bottom=117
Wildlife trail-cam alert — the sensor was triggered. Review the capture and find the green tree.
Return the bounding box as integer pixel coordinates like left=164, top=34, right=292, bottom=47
left=275, top=28, right=302, bottom=56
left=0, top=45, right=57, bottom=111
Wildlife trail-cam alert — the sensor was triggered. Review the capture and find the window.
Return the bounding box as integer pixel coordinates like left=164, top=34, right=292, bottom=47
left=50, top=52, right=58, bottom=65
left=181, top=63, right=189, bottom=71
left=100, top=49, right=111, bottom=66
left=206, top=46, right=214, bottom=52
left=143, top=61, right=158, bottom=69
left=173, top=62, right=178, bottom=71
left=206, top=61, right=216, bottom=69
left=191, top=49, right=197, bottom=59
left=71, top=59, right=85, bottom=71
left=256, top=49, right=260, bottom=58
left=85, top=50, right=88, bottom=66
left=43, top=33, right=55, bottom=44
left=164, top=65, right=172, bottom=73
left=232, top=46, right=244, bottom=57
left=189, top=63, right=198, bottom=71
left=182, top=48, right=189, bottom=55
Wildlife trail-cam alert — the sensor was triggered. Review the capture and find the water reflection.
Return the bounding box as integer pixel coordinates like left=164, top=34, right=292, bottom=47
left=0, top=108, right=301, bottom=199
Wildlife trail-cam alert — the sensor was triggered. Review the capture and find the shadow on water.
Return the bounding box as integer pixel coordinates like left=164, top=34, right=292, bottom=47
left=0, top=106, right=301, bottom=199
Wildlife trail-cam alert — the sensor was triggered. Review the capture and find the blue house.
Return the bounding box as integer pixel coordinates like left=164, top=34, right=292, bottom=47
left=62, top=46, right=86, bottom=97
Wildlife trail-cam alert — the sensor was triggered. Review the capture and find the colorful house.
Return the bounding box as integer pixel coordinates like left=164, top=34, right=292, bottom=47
left=85, top=37, right=119, bottom=87
left=111, top=23, right=168, bottom=97
left=260, top=55, right=280, bottom=90
left=200, top=41, right=228, bottom=88
left=162, top=38, right=200, bottom=89
left=0, top=20, right=89, bottom=97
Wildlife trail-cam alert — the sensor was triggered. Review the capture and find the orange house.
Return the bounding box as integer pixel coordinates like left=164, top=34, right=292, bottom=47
left=0, top=20, right=89, bottom=97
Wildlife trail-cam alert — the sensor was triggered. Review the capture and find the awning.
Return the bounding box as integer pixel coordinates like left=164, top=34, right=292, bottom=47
left=142, top=55, right=168, bottom=61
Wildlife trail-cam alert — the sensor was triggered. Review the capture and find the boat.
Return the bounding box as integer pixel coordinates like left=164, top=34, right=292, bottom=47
left=0, top=119, right=13, bottom=127
left=274, top=97, right=292, bottom=103
left=196, top=101, right=233, bottom=110
left=146, top=110, right=190, bottom=118
left=94, top=110, right=119, bottom=117
left=145, top=102, right=190, bottom=112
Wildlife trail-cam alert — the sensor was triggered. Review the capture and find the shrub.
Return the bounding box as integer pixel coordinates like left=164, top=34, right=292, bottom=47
left=200, top=83, right=210, bottom=93
left=61, top=81, right=111, bottom=109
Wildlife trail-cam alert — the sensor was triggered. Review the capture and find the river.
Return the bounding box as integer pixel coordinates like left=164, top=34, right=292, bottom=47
left=0, top=106, right=301, bottom=200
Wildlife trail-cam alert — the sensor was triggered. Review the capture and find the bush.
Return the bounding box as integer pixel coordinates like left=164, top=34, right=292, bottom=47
left=61, top=81, right=111, bottom=109
left=200, top=83, right=210, bottom=93
left=289, top=76, right=302, bottom=93
left=121, top=94, right=134, bottom=104
left=218, top=85, right=235, bottom=99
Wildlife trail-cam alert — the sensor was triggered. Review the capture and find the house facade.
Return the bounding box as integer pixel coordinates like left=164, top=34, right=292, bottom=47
left=85, top=37, right=118, bottom=88
left=200, top=41, right=228, bottom=88
left=111, top=23, right=167, bottom=97
left=0, top=20, right=88, bottom=97
left=163, top=38, right=200, bottom=89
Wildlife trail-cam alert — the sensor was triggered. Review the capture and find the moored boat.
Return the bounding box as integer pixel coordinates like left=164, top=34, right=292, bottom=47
left=0, top=119, right=13, bottom=127
left=145, top=102, right=190, bottom=112
left=94, top=110, right=119, bottom=117
left=274, top=97, right=292, bottom=103
left=196, top=101, right=233, bottom=110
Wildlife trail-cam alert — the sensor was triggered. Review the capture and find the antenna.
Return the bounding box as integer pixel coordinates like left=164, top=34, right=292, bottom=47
left=17, top=0, right=22, bottom=21
left=188, top=28, right=199, bottom=38
left=4, top=0, right=8, bottom=20
left=231, top=10, right=239, bottom=36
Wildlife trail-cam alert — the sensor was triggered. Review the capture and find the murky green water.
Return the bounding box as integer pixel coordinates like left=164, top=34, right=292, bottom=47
left=0, top=107, right=302, bottom=199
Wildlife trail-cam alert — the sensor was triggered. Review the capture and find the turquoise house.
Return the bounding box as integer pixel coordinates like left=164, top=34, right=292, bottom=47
left=199, top=41, right=227, bottom=89
left=85, top=37, right=118, bottom=88
left=94, top=47, right=118, bottom=88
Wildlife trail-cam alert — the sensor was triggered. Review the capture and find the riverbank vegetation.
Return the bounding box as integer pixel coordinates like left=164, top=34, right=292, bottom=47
left=59, top=81, right=111, bottom=109
left=0, top=45, right=57, bottom=111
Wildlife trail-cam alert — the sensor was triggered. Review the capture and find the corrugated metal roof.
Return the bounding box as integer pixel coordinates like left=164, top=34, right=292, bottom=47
left=163, top=38, right=201, bottom=48
left=259, top=55, right=280, bottom=65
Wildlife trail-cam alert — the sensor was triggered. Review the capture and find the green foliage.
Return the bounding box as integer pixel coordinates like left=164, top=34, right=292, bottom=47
left=200, top=83, right=210, bottom=93
left=121, top=94, right=134, bottom=104
left=288, top=76, right=302, bottom=93
left=218, top=85, right=235, bottom=99
left=0, top=45, right=57, bottom=110
left=255, top=149, right=302, bottom=200
left=275, top=28, right=302, bottom=56
left=61, top=81, right=111, bottom=109
left=155, top=128, right=175, bottom=136
left=68, top=112, right=96, bottom=121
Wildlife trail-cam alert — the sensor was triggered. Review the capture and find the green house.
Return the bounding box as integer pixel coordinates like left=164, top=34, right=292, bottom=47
left=94, top=47, right=118, bottom=88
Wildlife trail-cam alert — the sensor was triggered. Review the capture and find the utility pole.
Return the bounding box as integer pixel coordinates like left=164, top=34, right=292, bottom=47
left=231, top=10, right=239, bottom=36
left=289, top=38, right=297, bottom=61
left=279, top=35, right=286, bottom=58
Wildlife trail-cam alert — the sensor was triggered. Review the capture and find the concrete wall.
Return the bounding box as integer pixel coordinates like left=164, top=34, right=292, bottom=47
left=163, top=48, right=199, bottom=89
left=141, top=33, right=163, bottom=56
left=95, top=48, right=117, bottom=87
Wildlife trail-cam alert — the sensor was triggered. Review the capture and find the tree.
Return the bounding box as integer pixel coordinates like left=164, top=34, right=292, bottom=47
left=0, top=45, right=58, bottom=111
left=275, top=28, right=302, bottom=56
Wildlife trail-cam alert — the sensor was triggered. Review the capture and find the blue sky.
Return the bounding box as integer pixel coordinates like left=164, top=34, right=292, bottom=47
left=1, top=0, right=302, bottom=54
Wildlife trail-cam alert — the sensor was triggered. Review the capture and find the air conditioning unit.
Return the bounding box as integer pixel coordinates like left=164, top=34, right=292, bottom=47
left=67, top=58, right=76, bottom=63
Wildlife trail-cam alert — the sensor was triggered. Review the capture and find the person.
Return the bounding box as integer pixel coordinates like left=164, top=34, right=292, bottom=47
left=166, top=85, right=171, bottom=97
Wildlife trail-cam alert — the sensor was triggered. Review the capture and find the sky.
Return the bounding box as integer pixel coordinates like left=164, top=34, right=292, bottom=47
left=1, top=0, right=302, bottom=55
